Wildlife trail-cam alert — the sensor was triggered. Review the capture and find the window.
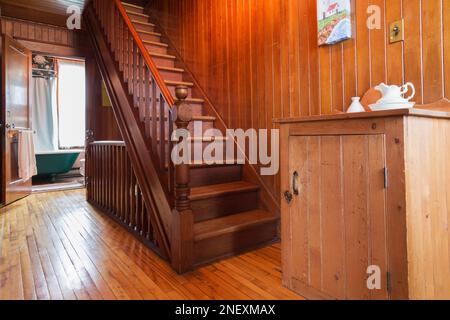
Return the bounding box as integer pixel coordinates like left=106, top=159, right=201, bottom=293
left=57, top=59, right=86, bottom=149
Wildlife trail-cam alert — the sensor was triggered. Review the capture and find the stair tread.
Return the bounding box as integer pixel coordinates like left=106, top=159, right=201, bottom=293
left=163, top=161, right=241, bottom=170
left=170, top=136, right=229, bottom=142
left=143, top=40, right=168, bottom=47
left=194, top=210, right=276, bottom=241
left=137, top=29, right=161, bottom=36
left=157, top=136, right=229, bottom=143
left=131, top=20, right=155, bottom=27
left=126, top=11, right=149, bottom=18
left=193, top=115, right=216, bottom=121
left=150, top=52, right=176, bottom=59
left=146, top=115, right=215, bottom=121
left=157, top=66, right=184, bottom=73
left=177, top=97, right=205, bottom=104
left=190, top=181, right=259, bottom=201
left=190, top=161, right=241, bottom=168
left=165, top=80, right=194, bottom=87
left=122, top=2, right=145, bottom=10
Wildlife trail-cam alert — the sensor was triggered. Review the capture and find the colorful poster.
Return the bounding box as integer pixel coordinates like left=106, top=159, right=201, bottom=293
left=317, top=0, right=352, bottom=46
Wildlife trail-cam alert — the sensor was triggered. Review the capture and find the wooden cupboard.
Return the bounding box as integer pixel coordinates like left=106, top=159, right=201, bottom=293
left=277, top=108, right=450, bottom=300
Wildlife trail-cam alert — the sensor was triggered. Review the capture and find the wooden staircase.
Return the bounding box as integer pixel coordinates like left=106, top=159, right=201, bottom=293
left=86, top=0, right=278, bottom=273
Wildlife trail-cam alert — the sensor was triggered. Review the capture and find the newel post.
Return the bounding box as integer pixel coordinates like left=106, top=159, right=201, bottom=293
left=171, top=86, right=194, bottom=273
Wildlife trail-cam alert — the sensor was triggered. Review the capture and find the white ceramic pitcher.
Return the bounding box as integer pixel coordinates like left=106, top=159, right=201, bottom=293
left=375, top=82, right=416, bottom=104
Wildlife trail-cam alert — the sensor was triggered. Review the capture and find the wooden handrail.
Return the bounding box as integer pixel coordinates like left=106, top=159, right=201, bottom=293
left=113, top=0, right=175, bottom=107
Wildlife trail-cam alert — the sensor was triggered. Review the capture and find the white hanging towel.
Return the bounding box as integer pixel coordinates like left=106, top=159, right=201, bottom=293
left=18, top=131, right=38, bottom=181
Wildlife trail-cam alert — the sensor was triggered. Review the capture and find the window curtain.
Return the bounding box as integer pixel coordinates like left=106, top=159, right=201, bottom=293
left=31, top=77, right=58, bottom=152
left=57, top=59, right=86, bottom=149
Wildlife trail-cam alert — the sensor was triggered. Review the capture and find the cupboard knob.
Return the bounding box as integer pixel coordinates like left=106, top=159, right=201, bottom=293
left=284, top=191, right=293, bottom=205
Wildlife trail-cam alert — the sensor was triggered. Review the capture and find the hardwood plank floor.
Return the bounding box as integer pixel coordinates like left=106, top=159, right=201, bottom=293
left=0, top=190, right=302, bottom=300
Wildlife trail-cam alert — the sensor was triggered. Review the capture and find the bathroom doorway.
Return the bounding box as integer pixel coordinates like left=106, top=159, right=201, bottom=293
left=30, top=54, right=87, bottom=193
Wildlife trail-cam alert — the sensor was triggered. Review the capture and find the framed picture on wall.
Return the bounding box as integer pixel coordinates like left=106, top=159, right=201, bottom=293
left=317, top=0, right=352, bottom=46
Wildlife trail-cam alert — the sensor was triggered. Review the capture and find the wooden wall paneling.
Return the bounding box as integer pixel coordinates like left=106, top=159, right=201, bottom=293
left=263, top=0, right=273, bottom=130
left=403, top=0, right=423, bottom=104
left=331, top=44, right=344, bottom=112
left=355, top=0, right=371, bottom=97
left=421, top=0, right=444, bottom=104
left=319, top=46, right=332, bottom=115
left=287, top=0, right=300, bottom=118
left=298, top=0, right=311, bottom=116
left=369, top=0, right=387, bottom=87
left=243, top=0, right=253, bottom=131
left=262, top=0, right=273, bottom=192
left=307, top=0, right=320, bottom=116
left=1, top=17, right=79, bottom=47
left=279, top=0, right=290, bottom=119
left=342, top=0, right=357, bottom=113
left=230, top=0, right=239, bottom=130
left=386, top=0, right=404, bottom=86
left=445, top=0, right=450, bottom=100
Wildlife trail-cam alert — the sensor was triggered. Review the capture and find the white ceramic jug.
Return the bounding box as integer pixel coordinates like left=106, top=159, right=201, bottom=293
left=375, top=82, right=416, bottom=104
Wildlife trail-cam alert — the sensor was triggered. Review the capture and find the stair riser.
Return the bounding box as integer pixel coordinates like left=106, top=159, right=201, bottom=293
left=156, top=143, right=235, bottom=164
left=132, top=23, right=155, bottom=33
left=151, top=56, right=175, bottom=68
left=191, top=191, right=259, bottom=222
left=138, top=33, right=161, bottom=42
left=133, top=85, right=192, bottom=99
left=144, top=44, right=168, bottom=55
left=194, top=221, right=278, bottom=265
left=158, top=70, right=183, bottom=82
left=142, top=120, right=214, bottom=136
left=123, top=5, right=145, bottom=14
left=128, top=13, right=150, bottom=23
left=190, top=165, right=242, bottom=188
left=133, top=100, right=203, bottom=117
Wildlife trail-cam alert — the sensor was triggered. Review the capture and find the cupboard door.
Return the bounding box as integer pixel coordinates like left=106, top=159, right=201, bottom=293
left=282, top=135, right=389, bottom=300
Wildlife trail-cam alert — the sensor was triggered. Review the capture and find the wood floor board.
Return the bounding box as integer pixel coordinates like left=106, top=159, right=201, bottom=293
left=0, top=190, right=303, bottom=300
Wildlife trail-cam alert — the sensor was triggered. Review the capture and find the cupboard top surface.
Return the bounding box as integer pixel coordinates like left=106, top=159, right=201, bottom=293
left=274, top=107, right=450, bottom=124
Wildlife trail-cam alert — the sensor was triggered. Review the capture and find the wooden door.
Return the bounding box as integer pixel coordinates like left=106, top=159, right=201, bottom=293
left=1, top=36, right=32, bottom=206
left=282, top=134, right=389, bottom=300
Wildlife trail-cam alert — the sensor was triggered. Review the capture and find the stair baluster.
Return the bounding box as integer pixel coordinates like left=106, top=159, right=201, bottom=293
left=172, top=86, right=194, bottom=273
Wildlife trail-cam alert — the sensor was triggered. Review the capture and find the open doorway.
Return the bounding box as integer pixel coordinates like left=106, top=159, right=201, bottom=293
left=30, top=54, right=87, bottom=193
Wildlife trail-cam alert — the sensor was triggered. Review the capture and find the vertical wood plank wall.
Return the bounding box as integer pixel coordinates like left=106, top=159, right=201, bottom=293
left=150, top=0, right=450, bottom=201
left=1, top=17, right=80, bottom=47
left=1, top=17, right=122, bottom=141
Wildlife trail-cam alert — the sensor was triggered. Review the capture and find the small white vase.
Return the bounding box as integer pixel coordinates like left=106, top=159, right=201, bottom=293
left=347, top=97, right=365, bottom=113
